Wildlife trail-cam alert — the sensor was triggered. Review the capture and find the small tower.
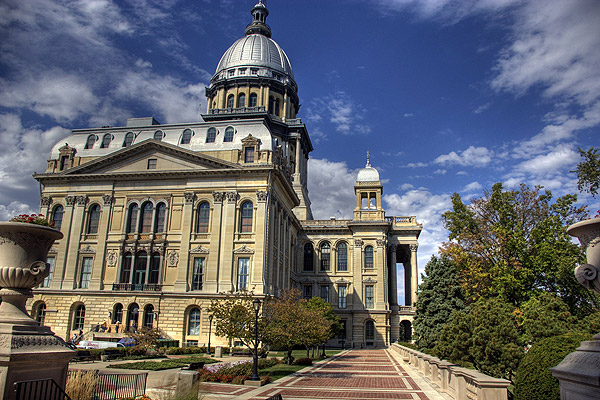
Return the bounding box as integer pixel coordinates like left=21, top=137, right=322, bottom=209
left=354, top=152, right=385, bottom=221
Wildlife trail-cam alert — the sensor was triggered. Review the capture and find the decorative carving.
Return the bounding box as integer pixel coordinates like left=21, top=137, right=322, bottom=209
left=335, top=278, right=351, bottom=285
left=0, top=334, right=10, bottom=348
left=102, top=194, right=114, bottom=206
left=575, top=264, right=600, bottom=293
left=190, top=245, right=210, bottom=254
left=41, top=196, right=53, bottom=206
left=75, top=196, right=88, bottom=206
left=256, top=191, right=268, bottom=202
left=389, top=244, right=398, bottom=252
left=409, top=244, right=419, bottom=252
left=78, top=245, right=95, bottom=254
left=48, top=246, right=58, bottom=254
left=376, top=239, right=386, bottom=247
left=363, top=277, right=377, bottom=283
left=212, top=191, right=225, bottom=203
left=65, top=196, right=76, bottom=206
left=11, top=334, right=68, bottom=349
left=226, top=191, right=239, bottom=203
left=234, top=245, right=254, bottom=254
left=184, top=192, right=196, bottom=204
left=106, top=250, right=118, bottom=267
left=354, top=239, right=364, bottom=247
left=167, top=250, right=179, bottom=267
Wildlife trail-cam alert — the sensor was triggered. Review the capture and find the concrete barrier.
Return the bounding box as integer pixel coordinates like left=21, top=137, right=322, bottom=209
left=391, top=343, right=510, bottom=400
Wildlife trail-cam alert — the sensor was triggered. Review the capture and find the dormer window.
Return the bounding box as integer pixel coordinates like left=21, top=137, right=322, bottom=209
left=154, top=130, right=164, bottom=141
left=100, top=134, right=112, bottom=148
left=244, top=147, right=254, bottom=163
left=181, top=129, right=192, bottom=144
left=206, top=127, right=216, bottom=143
left=224, top=127, right=234, bottom=142
left=123, top=132, right=134, bottom=147
left=84, top=135, right=96, bottom=149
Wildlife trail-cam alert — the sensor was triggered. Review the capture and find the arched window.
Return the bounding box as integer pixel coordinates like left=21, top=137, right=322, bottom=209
left=134, top=251, right=147, bottom=287
left=73, top=304, right=85, bottom=331
left=181, top=129, right=192, bottom=144
left=100, top=134, right=112, bottom=148
left=249, top=93, right=258, bottom=107
left=154, top=203, right=166, bottom=233
left=188, top=308, right=201, bottom=335
left=320, top=242, right=330, bottom=271
left=303, top=243, right=314, bottom=272
left=224, top=127, right=234, bottom=142
left=149, top=252, right=160, bottom=284
left=126, top=204, right=138, bottom=233
left=87, top=204, right=100, bottom=234
left=140, top=202, right=153, bottom=233
left=35, top=302, right=46, bottom=326
left=120, top=252, right=132, bottom=283
left=123, top=132, right=134, bottom=147
left=364, top=246, right=374, bottom=269
left=51, top=205, right=64, bottom=231
left=127, top=303, right=139, bottom=332
left=196, top=202, right=210, bottom=233
left=237, top=93, right=246, bottom=108
left=337, top=242, right=348, bottom=271
left=365, top=320, right=375, bottom=341
left=227, top=94, right=234, bottom=108
left=154, top=130, right=164, bottom=141
left=143, top=304, right=154, bottom=329
left=113, top=303, right=123, bottom=323
left=240, top=201, right=253, bottom=232
left=206, top=127, right=216, bottom=143
left=84, top=135, right=96, bottom=149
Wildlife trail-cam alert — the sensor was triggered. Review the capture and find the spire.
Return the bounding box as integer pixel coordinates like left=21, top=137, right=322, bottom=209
left=366, top=150, right=371, bottom=167
left=245, top=0, right=272, bottom=37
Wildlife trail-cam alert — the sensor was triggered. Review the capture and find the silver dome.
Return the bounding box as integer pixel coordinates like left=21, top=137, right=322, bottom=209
left=214, top=34, right=294, bottom=80
left=357, top=166, right=380, bottom=182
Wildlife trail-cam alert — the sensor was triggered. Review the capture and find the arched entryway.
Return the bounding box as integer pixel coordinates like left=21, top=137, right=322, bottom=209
left=127, top=303, right=139, bottom=332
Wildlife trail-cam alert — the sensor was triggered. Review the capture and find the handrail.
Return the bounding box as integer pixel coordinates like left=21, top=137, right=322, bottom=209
left=14, top=378, right=71, bottom=400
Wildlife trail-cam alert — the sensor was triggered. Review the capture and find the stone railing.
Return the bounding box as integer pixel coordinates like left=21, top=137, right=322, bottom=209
left=302, top=219, right=351, bottom=227
left=385, top=216, right=420, bottom=226
left=391, top=343, right=510, bottom=400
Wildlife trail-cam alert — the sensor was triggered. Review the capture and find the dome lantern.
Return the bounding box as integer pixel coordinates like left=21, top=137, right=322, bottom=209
left=245, top=0, right=272, bottom=38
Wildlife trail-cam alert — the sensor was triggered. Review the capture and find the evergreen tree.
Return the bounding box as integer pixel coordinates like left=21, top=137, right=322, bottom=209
left=413, top=255, right=465, bottom=350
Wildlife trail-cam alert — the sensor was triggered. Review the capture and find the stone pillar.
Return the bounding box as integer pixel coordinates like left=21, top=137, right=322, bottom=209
left=63, top=196, right=87, bottom=289
left=218, top=192, right=238, bottom=291
left=206, top=192, right=224, bottom=293
left=89, top=194, right=113, bottom=290
left=389, top=244, right=398, bottom=307
left=174, top=193, right=195, bottom=291
left=410, top=244, right=418, bottom=306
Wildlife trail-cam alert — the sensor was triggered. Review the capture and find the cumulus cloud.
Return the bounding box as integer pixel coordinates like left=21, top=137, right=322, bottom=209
left=434, top=146, right=494, bottom=167
left=306, top=91, right=371, bottom=135
left=307, top=158, right=358, bottom=219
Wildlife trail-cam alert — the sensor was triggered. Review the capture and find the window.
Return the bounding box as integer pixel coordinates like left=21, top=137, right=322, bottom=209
left=365, top=320, right=375, bottom=341
left=337, top=242, right=347, bottom=271
left=126, top=204, right=138, bottom=233
left=365, top=285, right=374, bottom=309
left=35, top=302, right=46, bottom=326
left=244, top=147, right=254, bottom=163
left=143, top=304, right=154, bottom=329
left=364, top=246, right=374, bottom=269
left=123, top=132, right=134, bottom=147
left=87, top=204, right=100, bottom=234
left=338, top=320, right=347, bottom=340
left=320, top=285, right=330, bottom=302
left=224, top=127, right=234, bottom=142
left=240, top=201, right=253, bottom=232
left=268, top=96, right=274, bottom=114
left=238, top=93, right=246, bottom=108
left=140, top=202, right=153, bottom=233
left=100, top=134, right=112, bottom=148
left=274, top=98, right=280, bottom=117
left=60, top=155, right=69, bottom=170
left=338, top=286, right=347, bottom=309
left=79, top=257, right=93, bottom=288
left=206, top=127, right=216, bottom=143
left=227, top=94, right=234, bottom=108
left=154, top=203, right=166, bottom=233
left=188, top=308, right=201, bottom=335
left=181, top=129, right=192, bottom=144
left=147, top=159, right=157, bottom=169
left=320, top=242, right=330, bottom=271
left=249, top=93, right=258, bottom=107
left=303, top=285, right=312, bottom=299
left=127, top=303, right=139, bottom=332
left=237, top=258, right=249, bottom=291
left=73, top=304, right=85, bottom=330
left=51, top=205, right=64, bottom=231
left=41, top=256, right=55, bottom=287
left=303, top=243, right=314, bottom=271
left=251, top=68, right=258, bottom=75
left=113, top=303, right=123, bottom=323
left=149, top=253, right=160, bottom=284
left=134, top=251, right=147, bottom=286
left=120, top=253, right=132, bottom=283
left=192, top=257, right=204, bottom=290
left=196, top=202, right=210, bottom=233
left=154, top=130, right=164, bottom=141
left=84, top=134, right=96, bottom=149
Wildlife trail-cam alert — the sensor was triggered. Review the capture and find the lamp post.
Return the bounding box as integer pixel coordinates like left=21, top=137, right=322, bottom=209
left=206, top=314, right=213, bottom=356
left=251, top=298, right=261, bottom=381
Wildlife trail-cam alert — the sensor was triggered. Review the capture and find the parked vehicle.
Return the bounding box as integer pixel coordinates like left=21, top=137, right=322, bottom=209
left=77, top=340, right=125, bottom=349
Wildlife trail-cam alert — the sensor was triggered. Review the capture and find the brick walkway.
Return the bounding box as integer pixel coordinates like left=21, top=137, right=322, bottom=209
left=217, top=349, right=450, bottom=400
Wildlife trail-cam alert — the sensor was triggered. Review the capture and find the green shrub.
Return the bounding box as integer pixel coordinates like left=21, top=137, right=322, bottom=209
left=292, top=357, right=312, bottom=366
left=258, top=358, right=280, bottom=369
left=126, top=345, right=147, bottom=356
left=397, top=341, right=419, bottom=350
left=514, top=332, right=592, bottom=400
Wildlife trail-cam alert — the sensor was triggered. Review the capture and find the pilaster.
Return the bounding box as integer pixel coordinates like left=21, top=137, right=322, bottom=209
left=206, top=192, right=224, bottom=293
left=63, top=196, right=87, bottom=289
left=174, top=193, right=195, bottom=291
left=89, top=195, right=113, bottom=290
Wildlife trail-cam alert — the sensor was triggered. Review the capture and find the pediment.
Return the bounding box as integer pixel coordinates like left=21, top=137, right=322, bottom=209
left=63, top=140, right=240, bottom=175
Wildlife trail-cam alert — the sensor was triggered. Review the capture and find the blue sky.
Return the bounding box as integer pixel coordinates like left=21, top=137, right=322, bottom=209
left=1, top=0, right=599, bottom=302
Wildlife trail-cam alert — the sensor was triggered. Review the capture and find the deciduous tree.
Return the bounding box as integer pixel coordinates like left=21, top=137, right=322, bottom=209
left=574, top=147, right=600, bottom=197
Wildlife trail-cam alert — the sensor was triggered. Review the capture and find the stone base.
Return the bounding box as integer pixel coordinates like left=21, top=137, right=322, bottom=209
left=551, top=335, right=600, bottom=400
left=244, top=379, right=266, bottom=387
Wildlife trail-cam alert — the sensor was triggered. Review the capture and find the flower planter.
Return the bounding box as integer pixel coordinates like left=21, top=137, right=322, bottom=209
left=566, top=217, right=600, bottom=293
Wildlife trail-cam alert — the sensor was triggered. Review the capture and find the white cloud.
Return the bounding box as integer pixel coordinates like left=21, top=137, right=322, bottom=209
left=404, top=113, right=414, bottom=118
left=434, top=169, right=447, bottom=175
left=371, top=0, right=521, bottom=22
left=434, top=146, right=494, bottom=167
left=405, top=162, right=428, bottom=168
left=515, top=145, right=579, bottom=177
left=307, top=158, right=357, bottom=219
left=473, top=102, right=491, bottom=114
left=307, top=91, right=371, bottom=135
left=462, top=181, right=483, bottom=192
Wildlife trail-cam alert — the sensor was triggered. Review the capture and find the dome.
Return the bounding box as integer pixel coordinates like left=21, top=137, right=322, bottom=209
left=214, top=34, right=295, bottom=79
left=357, top=152, right=380, bottom=182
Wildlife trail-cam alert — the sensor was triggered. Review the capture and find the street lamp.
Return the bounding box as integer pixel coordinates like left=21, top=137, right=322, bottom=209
left=251, top=298, right=262, bottom=381
left=206, top=314, right=213, bottom=356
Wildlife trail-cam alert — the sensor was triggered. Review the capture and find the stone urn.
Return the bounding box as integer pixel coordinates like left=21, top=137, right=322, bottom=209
left=551, top=217, right=600, bottom=399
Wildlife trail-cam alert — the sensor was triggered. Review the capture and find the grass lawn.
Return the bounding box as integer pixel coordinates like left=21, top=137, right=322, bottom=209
left=268, top=349, right=342, bottom=359
left=107, top=355, right=217, bottom=371
left=260, top=363, right=306, bottom=381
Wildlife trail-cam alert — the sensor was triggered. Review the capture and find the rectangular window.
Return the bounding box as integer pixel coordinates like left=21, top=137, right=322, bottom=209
left=365, top=285, right=374, bottom=309
left=237, top=258, right=249, bottom=291
left=338, top=320, right=347, bottom=340
left=338, top=286, right=347, bottom=309
left=41, top=256, right=55, bottom=287
left=303, top=285, right=312, bottom=299
left=320, top=285, right=330, bottom=303
left=147, top=159, right=157, bottom=169
left=59, top=155, right=69, bottom=170
left=192, top=257, right=204, bottom=291
left=79, top=257, right=93, bottom=289
left=244, top=147, right=255, bottom=163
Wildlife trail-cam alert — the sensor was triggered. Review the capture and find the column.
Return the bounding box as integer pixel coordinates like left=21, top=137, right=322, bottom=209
left=389, top=244, right=398, bottom=306
left=173, top=193, right=195, bottom=291
left=51, top=196, right=74, bottom=290
left=410, top=244, right=419, bottom=306
left=404, top=245, right=412, bottom=306
left=254, top=191, right=268, bottom=294
left=89, top=194, right=114, bottom=290
left=40, top=196, right=52, bottom=217
left=282, top=90, right=288, bottom=121
left=62, top=196, right=87, bottom=289
left=218, top=192, right=238, bottom=291
left=206, top=192, right=224, bottom=293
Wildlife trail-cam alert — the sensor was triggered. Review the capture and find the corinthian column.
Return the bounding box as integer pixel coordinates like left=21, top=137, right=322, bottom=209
left=410, top=244, right=418, bottom=306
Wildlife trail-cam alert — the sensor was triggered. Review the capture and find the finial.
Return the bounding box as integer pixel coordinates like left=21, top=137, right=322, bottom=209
left=366, top=150, right=371, bottom=167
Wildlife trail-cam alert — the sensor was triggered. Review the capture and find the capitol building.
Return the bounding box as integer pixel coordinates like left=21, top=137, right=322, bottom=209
left=29, top=1, right=421, bottom=348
